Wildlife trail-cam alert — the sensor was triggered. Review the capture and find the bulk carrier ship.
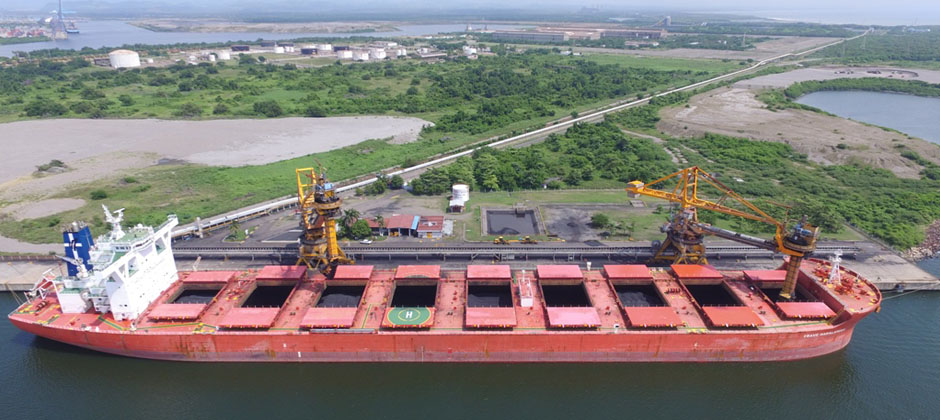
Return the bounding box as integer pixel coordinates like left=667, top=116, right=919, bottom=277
left=8, top=166, right=882, bottom=362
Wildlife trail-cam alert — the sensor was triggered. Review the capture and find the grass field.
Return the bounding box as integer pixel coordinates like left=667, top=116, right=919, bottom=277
left=0, top=52, right=748, bottom=244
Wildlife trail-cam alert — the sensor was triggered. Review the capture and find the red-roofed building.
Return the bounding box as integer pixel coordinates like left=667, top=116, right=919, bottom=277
left=467, top=265, right=512, bottom=280
left=417, top=215, right=445, bottom=239
left=385, top=214, right=420, bottom=237
left=537, top=265, right=583, bottom=280
left=395, top=265, right=441, bottom=280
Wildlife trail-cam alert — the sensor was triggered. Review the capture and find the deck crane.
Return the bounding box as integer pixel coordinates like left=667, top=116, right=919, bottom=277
left=295, top=163, right=353, bottom=275
left=626, top=166, right=819, bottom=300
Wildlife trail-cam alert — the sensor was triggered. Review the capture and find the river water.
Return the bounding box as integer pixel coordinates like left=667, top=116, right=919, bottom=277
left=796, top=90, right=940, bottom=145
left=0, top=21, right=520, bottom=57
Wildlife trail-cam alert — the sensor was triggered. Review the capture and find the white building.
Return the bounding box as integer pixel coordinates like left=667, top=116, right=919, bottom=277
left=353, top=50, right=370, bottom=61
left=373, top=41, right=398, bottom=48
left=395, top=48, right=408, bottom=57
left=217, top=51, right=231, bottom=60
left=462, top=45, right=478, bottom=56
left=108, top=49, right=141, bottom=69
left=337, top=50, right=353, bottom=59
left=317, top=44, right=333, bottom=52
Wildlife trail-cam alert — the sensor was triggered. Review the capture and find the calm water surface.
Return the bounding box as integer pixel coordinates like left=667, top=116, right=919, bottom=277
left=0, top=21, right=520, bottom=57
left=796, top=90, right=940, bottom=144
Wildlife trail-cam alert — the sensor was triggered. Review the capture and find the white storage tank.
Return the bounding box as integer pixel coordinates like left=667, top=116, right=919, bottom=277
left=274, top=46, right=285, bottom=54
left=208, top=54, right=216, bottom=62
left=108, top=49, right=141, bottom=69
left=317, top=44, right=333, bottom=52
left=217, top=51, right=231, bottom=60
left=337, top=50, right=353, bottom=59
left=370, top=48, right=386, bottom=60
left=453, top=184, right=470, bottom=201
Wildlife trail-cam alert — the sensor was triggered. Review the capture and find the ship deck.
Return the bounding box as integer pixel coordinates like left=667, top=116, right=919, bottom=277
left=11, top=259, right=881, bottom=337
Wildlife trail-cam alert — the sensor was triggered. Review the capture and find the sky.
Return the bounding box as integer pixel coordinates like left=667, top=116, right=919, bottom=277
left=2, top=0, right=939, bottom=25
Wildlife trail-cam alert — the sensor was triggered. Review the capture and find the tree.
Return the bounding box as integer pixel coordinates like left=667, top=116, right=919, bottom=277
left=238, top=54, right=257, bottom=65
left=305, top=105, right=327, bottom=117
left=24, top=100, right=67, bottom=117
left=591, top=213, right=610, bottom=228
left=350, top=219, right=372, bottom=239
left=176, top=103, right=203, bottom=118
left=340, top=209, right=361, bottom=237
left=253, top=100, right=283, bottom=117
left=229, top=220, right=241, bottom=240
left=212, top=103, right=229, bottom=115
left=118, top=94, right=134, bottom=106
left=388, top=175, right=404, bottom=189
left=364, top=180, right=386, bottom=195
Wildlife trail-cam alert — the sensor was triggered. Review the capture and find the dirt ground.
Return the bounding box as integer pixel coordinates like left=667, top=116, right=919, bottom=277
left=0, top=116, right=430, bottom=204
left=574, top=36, right=839, bottom=61
left=735, top=66, right=940, bottom=89
left=658, top=85, right=940, bottom=178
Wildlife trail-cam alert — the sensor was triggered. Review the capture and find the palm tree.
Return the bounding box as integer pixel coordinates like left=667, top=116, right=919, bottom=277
left=374, top=215, right=385, bottom=236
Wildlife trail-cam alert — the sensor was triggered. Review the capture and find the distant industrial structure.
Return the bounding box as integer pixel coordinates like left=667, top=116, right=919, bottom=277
left=601, top=29, right=665, bottom=40
left=491, top=31, right=568, bottom=43
left=108, top=49, right=140, bottom=69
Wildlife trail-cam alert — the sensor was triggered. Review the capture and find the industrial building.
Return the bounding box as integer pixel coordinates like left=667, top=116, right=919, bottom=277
left=231, top=45, right=250, bottom=52
left=370, top=48, right=387, bottom=60
left=260, top=40, right=276, bottom=48
left=363, top=214, right=449, bottom=238
left=601, top=29, right=665, bottom=39
left=337, top=50, right=354, bottom=59
left=491, top=31, right=568, bottom=43
left=108, top=49, right=141, bottom=69
left=300, top=47, right=317, bottom=55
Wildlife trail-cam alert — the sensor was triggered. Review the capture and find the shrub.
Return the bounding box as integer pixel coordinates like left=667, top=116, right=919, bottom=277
left=90, top=190, right=108, bottom=200
left=253, top=100, right=283, bottom=117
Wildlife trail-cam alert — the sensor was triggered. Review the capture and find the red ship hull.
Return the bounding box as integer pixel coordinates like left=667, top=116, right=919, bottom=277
left=10, top=316, right=862, bottom=362
left=9, top=260, right=880, bottom=363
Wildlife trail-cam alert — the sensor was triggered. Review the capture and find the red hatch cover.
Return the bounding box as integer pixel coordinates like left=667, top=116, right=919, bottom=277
left=182, top=271, right=236, bottom=284
left=537, top=265, right=583, bottom=280
left=218, top=307, right=280, bottom=328
left=702, top=306, right=764, bottom=327
left=744, top=270, right=787, bottom=282
left=624, top=307, right=682, bottom=328
left=395, top=265, right=440, bottom=280
left=465, top=307, right=517, bottom=328
left=546, top=307, right=601, bottom=328
left=604, top=265, right=653, bottom=280
left=148, top=303, right=206, bottom=320
left=301, top=307, right=358, bottom=328
left=257, top=265, right=306, bottom=281
left=333, top=265, right=374, bottom=280
left=776, top=302, right=836, bottom=319
left=467, top=265, right=512, bottom=280
left=671, top=264, right=723, bottom=279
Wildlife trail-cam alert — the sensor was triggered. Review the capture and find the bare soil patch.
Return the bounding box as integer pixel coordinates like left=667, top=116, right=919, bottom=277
left=658, top=86, right=940, bottom=178
left=0, top=116, right=430, bottom=202
left=0, top=198, right=86, bottom=220
left=736, top=66, right=940, bottom=89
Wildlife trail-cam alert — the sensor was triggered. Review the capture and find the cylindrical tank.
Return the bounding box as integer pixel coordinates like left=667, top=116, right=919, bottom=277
left=452, top=184, right=470, bottom=201
left=317, top=44, right=333, bottom=52
left=274, top=46, right=285, bottom=54
left=208, top=54, right=216, bottom=62
left=217, top=51, right=231, bottom=60
left=108, top=49, right=141, bottom=69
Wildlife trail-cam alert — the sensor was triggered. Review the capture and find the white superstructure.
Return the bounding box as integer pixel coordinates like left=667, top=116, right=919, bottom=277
left=52, top=206, right=179, bottom=321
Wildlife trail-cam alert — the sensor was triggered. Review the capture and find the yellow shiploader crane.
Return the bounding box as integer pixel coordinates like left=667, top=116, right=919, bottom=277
left=626, top=166, right=819, bottom=300
left=296, top=163, right=352, bottom=275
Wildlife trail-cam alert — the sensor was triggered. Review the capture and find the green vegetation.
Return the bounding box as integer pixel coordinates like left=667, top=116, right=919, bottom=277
left=811, top=30, right=940, bottom=66
left=671, top=134, right=940, bottom=248
left=0, top=36, right=49, bottom=45
left=409, top=121, right=675, bottom=194
left=590, top=213, right=609, bottom=228
left=654, top=34, right=771, bottom=51
left=784, top=77, right=940, bottom=99
left=669, top=22, right=857, bottom=37
left=476, top=34, right=768, bottom=51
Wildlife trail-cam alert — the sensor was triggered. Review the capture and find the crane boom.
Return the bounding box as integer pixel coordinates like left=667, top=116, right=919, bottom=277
left=627, top=166, right=819, bottom=300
